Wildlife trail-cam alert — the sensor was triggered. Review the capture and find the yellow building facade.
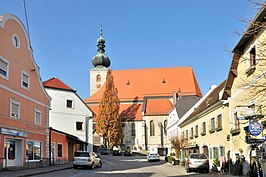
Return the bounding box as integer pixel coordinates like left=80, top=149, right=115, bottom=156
left=223, top=6, right=266, bottom=176
left=179, top=81, right=230, bottom=171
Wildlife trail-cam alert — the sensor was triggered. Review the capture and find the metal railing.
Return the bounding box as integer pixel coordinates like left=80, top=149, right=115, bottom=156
left=0, top=157, right=73, bottom=172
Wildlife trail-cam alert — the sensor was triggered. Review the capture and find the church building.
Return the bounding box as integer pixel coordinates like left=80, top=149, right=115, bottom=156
left=84, top=29, right=202, bottom=154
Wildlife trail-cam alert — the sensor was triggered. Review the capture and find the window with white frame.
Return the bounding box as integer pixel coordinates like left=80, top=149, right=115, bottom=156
left=58, top=144, right=63, bottom=157
left=66, top=99, right=73, bottom=108
left=34, top=108, right=42, bottom=125
left=21, top=71, right=30, bottom=90
left=76, top=122, right=83, bottom=131
left=216, top=114, right=222, bottom=130
left=195, top=125, right=198, bottom=137
left=190, top=127, right=193, bottom=139
left=201, top=122, right=206, bottom=135
left=0, top=57, right=9, bottom=79
left=12, top=34, right=20, bottom=49
left=10, top=98, right=20, bottom=119
left=210, top=117, right=215, bottom=132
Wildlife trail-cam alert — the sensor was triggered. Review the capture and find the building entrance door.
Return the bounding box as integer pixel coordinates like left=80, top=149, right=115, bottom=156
left=4, top=139, right=16, bottom=167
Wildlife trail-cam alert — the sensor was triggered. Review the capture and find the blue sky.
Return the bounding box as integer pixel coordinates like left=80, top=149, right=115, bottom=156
left=0, top=0, right=258, bottom=99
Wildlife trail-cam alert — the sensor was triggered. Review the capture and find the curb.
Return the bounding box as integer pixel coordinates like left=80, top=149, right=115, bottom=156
left=19, top=166, right=73, bottom=177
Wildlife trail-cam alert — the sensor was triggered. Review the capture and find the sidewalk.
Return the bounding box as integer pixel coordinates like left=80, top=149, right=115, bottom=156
left=0, top=163, right=73, bottom=177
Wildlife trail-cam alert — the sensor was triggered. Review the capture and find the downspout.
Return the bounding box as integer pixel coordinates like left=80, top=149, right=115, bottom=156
left=49, top=127, right=51, bottom=166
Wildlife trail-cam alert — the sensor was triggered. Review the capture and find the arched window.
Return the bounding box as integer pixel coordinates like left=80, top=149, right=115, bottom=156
left=164, top=120, right=167, bottom=134
left=96, top=74, right=101, bottom=82
left=131, top=122, right=135, bottom=136
left=150, top=120, right=155, bottom=136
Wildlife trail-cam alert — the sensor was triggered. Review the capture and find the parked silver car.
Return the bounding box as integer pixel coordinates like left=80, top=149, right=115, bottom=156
left=73, top=151, right=102, bottom=169
left=185, top=153, right=209, bottom=173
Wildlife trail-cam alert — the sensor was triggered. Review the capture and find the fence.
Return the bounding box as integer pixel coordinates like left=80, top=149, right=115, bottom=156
left=0, top=157, right=72, bottom=172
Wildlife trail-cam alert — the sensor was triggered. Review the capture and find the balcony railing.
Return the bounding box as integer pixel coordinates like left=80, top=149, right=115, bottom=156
left=230, top=127, right=241, bottom=135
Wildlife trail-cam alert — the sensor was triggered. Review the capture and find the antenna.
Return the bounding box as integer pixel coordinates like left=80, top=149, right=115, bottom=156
left=23, top=0, right=31, bottom=47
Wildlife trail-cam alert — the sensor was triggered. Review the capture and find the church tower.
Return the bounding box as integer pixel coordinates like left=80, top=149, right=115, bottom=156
left=90, top=26, right=111, bottom=96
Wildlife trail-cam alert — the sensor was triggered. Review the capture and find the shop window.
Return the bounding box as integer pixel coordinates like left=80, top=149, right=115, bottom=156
left=76, top=122, right=83, bottom=131
left=220, top=146, right=225, bottom=156
left=34, top=108, right=42, bottom=125
left=21, top=71, right=30, bottom=90
left=0, top=57, right=9, bottom=79
left=26, top=141, right=42, bottom=160
left=66, top=100, right=73, bottom=108
left=58, top=144, right=63, bottom=157
left=10, top=98, right=20, bottom=119
left=150, top=120, right=155, bottom=136
left=213, top=147, right=219, bottom=159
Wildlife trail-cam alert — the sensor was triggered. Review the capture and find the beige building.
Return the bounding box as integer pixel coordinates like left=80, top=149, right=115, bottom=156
left=179, top=81, right=230, bottom=171
left=222, top=5, right=266, bottom=176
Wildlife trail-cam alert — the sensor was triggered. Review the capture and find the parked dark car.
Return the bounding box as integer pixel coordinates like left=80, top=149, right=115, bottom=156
left=112, top=150, right=122, bottom=156
left=124, top=150, right=132, bottom=156
left=100, top=148, right=109, bottom=155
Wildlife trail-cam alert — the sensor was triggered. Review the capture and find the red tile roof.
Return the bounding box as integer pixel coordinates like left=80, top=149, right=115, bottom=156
left=145, top=98, right=173, bottom=116
left=89, top=102, right=143, bottom=121
left=43, top=77, right=74, bottom=91
left=85, top=66, right=202, bottom=103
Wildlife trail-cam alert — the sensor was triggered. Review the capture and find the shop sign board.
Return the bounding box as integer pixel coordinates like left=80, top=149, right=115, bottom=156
left=248, top=120, right=263, bottom=136
left=236, top=106, right=255, bottom=120
left=0, top=128, right=27, bottom=137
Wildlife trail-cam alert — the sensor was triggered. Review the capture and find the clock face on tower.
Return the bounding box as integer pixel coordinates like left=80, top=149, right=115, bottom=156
left=96, top=83, right=101, bottom=89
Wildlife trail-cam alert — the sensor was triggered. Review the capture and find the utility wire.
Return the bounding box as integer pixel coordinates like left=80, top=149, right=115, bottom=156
left=23, top=0, right=31, bottom=48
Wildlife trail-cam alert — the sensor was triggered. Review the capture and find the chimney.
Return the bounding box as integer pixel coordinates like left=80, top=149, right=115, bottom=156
left=173, top=91, right=177, bottom=105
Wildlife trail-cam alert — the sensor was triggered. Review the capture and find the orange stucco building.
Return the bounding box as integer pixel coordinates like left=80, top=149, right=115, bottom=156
left=0, top=14, right=50, bottom=168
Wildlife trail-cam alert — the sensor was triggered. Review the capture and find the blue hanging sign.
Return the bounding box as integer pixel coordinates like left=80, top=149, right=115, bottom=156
left=0, top=128, right=28, bottom=137
left=248, top=120, right=263, bottom=136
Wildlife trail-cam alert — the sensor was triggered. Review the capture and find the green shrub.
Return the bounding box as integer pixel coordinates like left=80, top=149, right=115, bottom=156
left=167, top=156, right=175, bottom=163
left=213, top=158, right=220, bottom=167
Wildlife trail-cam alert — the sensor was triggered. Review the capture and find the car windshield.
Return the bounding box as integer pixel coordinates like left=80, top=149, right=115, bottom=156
left=149, top=153, right=158, bottom=156
left=190, top=154, right=207, bottom=159
left=74, top=152, right=90, bottom=157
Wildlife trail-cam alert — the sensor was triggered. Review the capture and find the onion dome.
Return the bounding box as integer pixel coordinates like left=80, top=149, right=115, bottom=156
left=92, top=25, right=111, bottom=68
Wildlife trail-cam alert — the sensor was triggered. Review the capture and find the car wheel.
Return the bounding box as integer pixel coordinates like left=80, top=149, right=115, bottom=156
left=186, top=168, right=191, bottom=173
left=73, top=165, right=78, bottom=169
left=98, top=161, right=102, bottom=168
left=90, top=163, right=95, bottom=170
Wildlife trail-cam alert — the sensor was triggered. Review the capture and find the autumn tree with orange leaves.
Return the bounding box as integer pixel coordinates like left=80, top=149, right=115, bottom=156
left=96, top=69, right=122, bottom=148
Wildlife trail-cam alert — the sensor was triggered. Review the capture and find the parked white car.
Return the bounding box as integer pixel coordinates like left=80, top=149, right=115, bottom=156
left=147, top=153, right=160, bottom=162
left=73, top=151, right=102, bottom=169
